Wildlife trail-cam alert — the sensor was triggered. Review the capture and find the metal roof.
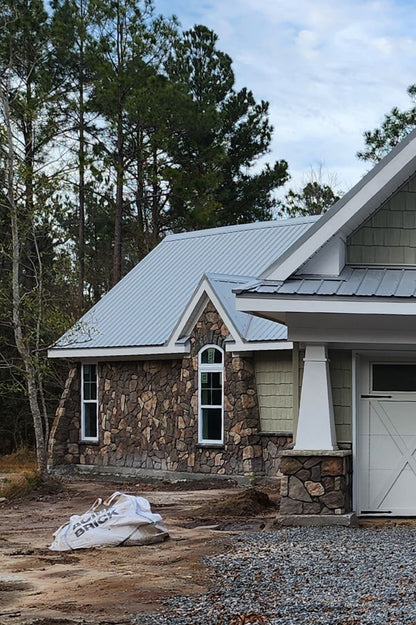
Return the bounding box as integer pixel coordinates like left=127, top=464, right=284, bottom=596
left=205, top=274, right=288, bottom=341
left=53, top=217, right=317, bottom=352
left=238, top=267, right=416, bottom=298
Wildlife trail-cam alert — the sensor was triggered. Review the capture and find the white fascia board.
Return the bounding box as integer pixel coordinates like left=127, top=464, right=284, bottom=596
left=262, top=137, right=416, bottom=282
left=167, top=277, right=243, bottom=348
left=225, top=340, right=293, bottom=352
left=290, top=327, right=416, bottom=344
left=48, top=339, right=294, bottom=361
left=236, top=295, right=416, bottom=316
left=48, top=344, right=189, bottom=360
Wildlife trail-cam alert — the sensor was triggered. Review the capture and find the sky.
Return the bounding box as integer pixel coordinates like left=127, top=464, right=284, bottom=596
left=154, top=0, right=416, bottom=196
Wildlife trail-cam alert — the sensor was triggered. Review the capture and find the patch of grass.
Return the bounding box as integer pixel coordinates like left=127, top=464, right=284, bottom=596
left=0, top=470, right=41, bottom=499
left=0, top=447, right=40, bottom=499
left=0, top=447, right=37, bottom=472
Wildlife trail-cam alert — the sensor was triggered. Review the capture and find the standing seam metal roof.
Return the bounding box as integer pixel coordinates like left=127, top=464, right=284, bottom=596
left=54, top=216, right=318, bottom=350
left=239, top=267, right=416, bottom=298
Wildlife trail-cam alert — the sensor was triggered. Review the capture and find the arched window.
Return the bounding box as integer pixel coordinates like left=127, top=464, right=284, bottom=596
left=198, top=345, right=224, bottom=444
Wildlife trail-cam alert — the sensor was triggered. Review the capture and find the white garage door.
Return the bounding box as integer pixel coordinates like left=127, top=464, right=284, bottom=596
left=358, top=359, right=416, bottom=516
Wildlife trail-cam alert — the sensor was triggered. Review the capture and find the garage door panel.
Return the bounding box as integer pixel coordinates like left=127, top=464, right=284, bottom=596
left=358, top=358, right=416, bottom=516
left=369, top=405, right=391, bottom=435
left=369, top=435, right=403, bottom=469
left=371, top=468, right=416, bottom=510
left=376, top=401, right=416, bottom=435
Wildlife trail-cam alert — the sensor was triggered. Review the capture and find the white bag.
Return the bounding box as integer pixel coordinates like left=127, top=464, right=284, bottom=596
left=49, top=491, right=168, bottom=551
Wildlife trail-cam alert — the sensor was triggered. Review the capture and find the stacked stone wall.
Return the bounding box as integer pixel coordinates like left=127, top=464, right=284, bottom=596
left=48, top=366, right=81, bottom=467
left=279, top=451, right=352, bottom=515
left=49, top=301, right=290, bottom=477
left=260, top=434, right=293, bottom=476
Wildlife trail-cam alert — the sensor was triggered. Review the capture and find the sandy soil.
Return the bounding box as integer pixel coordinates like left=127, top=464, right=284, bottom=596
left=0, top=478, right=279, bottom=625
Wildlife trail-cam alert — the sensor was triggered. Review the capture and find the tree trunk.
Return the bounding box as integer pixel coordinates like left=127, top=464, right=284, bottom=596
left=113, top=124, right=124, bottom=285
left=77, top=0, right=86, bottom=311
left=112, top=4, right=124, bottom=286
left=78, top=78, right=86, bottom=310
left=1, top=82, right=47, bottom=476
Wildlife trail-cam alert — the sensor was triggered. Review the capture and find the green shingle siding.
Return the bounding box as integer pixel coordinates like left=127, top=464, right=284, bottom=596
left=254, top=351, right=293, bottom=433
left=254, top=349, right=352, bottom=443
left=347, top=177, right=416, bottom=265
left=329, top=350, right=352, bottom=443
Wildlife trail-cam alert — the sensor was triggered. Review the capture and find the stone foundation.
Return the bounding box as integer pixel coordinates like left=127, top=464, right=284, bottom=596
left=279, top=450, right=352, bottom=515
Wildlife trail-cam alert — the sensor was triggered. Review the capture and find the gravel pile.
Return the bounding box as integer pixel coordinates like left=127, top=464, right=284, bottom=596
left=136, top=525, right=416, bottom=624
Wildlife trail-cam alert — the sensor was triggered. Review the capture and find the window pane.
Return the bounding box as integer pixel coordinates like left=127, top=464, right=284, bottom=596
left=83, top=364, right=97, bottom=400
left=212, top=389, right=222, bottom=404
left=84, top=383, right=97, bottom=401
left=202, top=408, right=222, bottom=441
left=211, top=372, right=222, bottom=387
left=84, top=403, right=97, bottom=438
left=373, top=364, right=416, bottom=392
left=201, top=372, right=222, bottom=406
left=83, top=364, right=96, bottom=382
left=201, top=347, right=222, bottom=364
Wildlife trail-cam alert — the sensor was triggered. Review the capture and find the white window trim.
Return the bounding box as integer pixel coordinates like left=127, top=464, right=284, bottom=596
left=81, top=363, right=99, bottom=442
left=198, top=345, right=224, bottom=445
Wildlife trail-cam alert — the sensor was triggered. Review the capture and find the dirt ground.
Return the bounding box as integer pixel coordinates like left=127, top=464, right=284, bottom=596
left=0, top=477, right=279, bottom=625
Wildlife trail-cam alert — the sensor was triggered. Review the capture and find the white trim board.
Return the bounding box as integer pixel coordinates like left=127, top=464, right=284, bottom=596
left=48, top=339, right=293, bottom=361
left=48, top=345, right=189, bottom=360
left=236, top=295, right=416, bottom=316
left=167, top=277, right=245, bottom=347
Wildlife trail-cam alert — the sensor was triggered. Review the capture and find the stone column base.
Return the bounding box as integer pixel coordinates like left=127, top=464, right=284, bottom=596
left=279, top=450, right=352, bottom=515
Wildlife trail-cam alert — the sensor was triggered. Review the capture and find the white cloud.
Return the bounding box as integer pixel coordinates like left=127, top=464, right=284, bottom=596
left=155, top=0, right=416, bottom=192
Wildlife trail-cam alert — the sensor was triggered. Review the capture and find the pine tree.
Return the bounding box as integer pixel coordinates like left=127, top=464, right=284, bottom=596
left=165, top=25, right=289, bottom=230
left=357, top=85, right=416, bottom=164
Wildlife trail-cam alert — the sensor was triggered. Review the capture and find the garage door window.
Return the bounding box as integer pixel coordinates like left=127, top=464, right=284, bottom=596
left=372, top=363, right=416, bottom=392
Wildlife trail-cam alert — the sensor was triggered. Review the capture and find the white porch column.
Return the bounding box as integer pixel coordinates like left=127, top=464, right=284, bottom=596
left=294, top=344, right=338, bottom=451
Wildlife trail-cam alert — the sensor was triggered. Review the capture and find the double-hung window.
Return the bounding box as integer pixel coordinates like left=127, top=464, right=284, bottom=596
left=198, top=346, right=224, bottom=444
left=81, top=364, right=98, bottom=441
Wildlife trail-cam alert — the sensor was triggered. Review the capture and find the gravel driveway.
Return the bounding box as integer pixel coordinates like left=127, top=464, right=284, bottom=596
left=137, top=525, right=416, bottom=624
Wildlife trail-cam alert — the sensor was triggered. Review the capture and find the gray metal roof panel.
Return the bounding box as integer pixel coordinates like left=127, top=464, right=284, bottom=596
left=240, top=267, right=416, bottom=298
left=374, top=269, right=401, bottom=296
left=337, top=269, right=365, bottom=296
left=206, top=273, right=288, bottom=342
left=205, top=273, right=253, bottom=338
left=54, top=217, right=317, bottom=350
left=355, top=268, right=385, bottom=296
left=395, top=270, right=416, bottom=297
left=245, top=316, right=288, bottom=341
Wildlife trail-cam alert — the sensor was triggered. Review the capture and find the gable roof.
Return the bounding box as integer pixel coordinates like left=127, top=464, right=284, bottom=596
left=169, top=272, right=288, bottom=347
left=49, top=216, right=317, bottom=358
left=262, top=128, right=416, bottom=281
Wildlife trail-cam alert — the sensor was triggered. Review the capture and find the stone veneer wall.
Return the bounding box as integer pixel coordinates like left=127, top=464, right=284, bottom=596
left=48, top=301, right=291, bottom=477
left=48, top=366, right=81, bottom=467
left=279, top=451, right=352, bottom=515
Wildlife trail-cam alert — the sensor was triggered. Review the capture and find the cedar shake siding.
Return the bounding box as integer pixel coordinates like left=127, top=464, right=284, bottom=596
left=254, top=351, right=293, bottom=434
left=347, top=174, right=416, bottom=265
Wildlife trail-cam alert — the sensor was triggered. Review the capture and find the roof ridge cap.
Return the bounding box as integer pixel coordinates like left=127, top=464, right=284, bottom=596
left=164, top=216, right=319, bottom=242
